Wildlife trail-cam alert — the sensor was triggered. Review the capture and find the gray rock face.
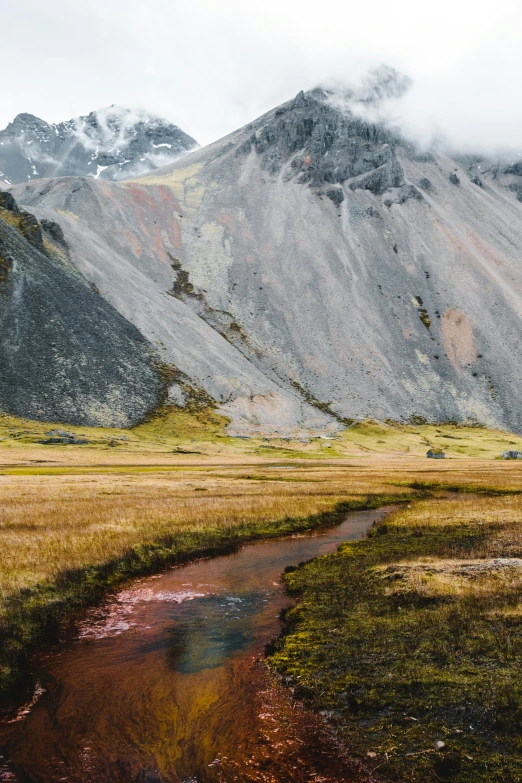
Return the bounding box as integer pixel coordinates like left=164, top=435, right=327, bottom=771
left=11, top=177, right=335, bottom=436
left=456, top=155, right=522, bottom=202
left=0, top=195, right=162, bottom=426
left=238, top=88, right=404, bottom=195
left=0, top=107, right=198, bottom=185
left=10, top=88, right=522, bottom=434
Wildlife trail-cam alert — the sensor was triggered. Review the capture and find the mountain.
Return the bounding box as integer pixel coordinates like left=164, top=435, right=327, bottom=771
left=6, top=86, right=522, bottom=434
left=0, top=106, right=198, bottom=185
left=0, top=180, right=332, bottom=435
left=0, top=191, right=161, bottom=426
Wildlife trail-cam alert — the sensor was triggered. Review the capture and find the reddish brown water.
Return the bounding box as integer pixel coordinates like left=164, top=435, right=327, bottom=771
left=0, top=509, right=388, bottom=783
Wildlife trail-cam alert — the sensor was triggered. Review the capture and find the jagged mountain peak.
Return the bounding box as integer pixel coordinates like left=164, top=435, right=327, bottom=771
left=8, top=87, right=522, bottom=435
left=10, top=112, right=50, bottom=127
left=237, top=85, right=405, bottom=197
left=0, top=106, right=198, bottom=185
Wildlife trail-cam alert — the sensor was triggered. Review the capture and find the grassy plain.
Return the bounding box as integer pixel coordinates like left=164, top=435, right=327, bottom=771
left=2, top=407, right=522, bottom=599
left=1, top=404, right=522, bottom=766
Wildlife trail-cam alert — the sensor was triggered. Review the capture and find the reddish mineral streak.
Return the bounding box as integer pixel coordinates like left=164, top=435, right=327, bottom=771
left=0, top=509, right=387, bottom=783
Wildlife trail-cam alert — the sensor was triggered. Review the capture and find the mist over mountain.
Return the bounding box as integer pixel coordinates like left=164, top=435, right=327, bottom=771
left=4, top=78, right=522, bottom=434
left=0, top=106, right=198, bottom=185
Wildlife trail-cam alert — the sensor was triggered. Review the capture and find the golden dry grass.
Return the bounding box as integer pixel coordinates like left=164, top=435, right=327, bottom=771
left=389, top=492, right=522, bottom=542
left=377, top=494, right=522, bottom=601
left=376, top=558, right=522, bottom=599
left=1, top=454, right=521, bottom=601
left=0, top=456, right=421, bottom=697
left=0, top=465, right=405, bottom=596
left=2, top=406, right=522, bottom=714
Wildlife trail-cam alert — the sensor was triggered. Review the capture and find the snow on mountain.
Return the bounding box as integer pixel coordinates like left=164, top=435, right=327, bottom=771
left=0, top=106, right=198, bottom=184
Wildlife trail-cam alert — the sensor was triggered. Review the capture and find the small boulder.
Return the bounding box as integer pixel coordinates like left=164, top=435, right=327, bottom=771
left=326, top=188, right=344, bottom=207
left=40, top=429, right=88, bottom=445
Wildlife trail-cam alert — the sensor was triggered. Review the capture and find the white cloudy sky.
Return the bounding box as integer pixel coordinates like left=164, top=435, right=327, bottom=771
left=2, top=0, right=522, bottom=151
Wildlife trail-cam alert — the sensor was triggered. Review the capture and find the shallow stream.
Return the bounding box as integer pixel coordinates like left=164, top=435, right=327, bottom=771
left=0, top=508, right=389, bottom=782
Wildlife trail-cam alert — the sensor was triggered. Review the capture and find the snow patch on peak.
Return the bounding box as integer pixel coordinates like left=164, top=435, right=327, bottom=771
left=0, top=106, right=198, bottom=184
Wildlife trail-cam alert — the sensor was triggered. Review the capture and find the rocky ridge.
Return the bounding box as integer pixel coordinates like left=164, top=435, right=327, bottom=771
left=0, top=106, right=198, bottom=185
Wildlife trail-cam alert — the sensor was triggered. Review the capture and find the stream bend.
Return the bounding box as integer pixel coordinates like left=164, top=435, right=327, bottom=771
left=0, top=507, right=390, bottom=782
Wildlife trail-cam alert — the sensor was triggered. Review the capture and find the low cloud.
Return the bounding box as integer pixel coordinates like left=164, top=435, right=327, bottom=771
left=323, top=65, right=522, bottom=158
left=69, top=106, right=166, bottom=153
left=1, top=0, right=522, bottom=155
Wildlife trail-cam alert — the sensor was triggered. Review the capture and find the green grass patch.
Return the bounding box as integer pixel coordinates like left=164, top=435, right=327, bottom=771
left=0, top=403, right=231, bottom=452
left=338, top=419, right=522, bottom=459
left=3, top=409, right=522, bottom=462
left=269, top=493, right=522, bottom=782
left=404, top=480, right=522, bottom=495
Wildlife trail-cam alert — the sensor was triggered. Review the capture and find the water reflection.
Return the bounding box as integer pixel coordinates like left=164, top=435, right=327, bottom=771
left=167, top=593, right=262, bottom=673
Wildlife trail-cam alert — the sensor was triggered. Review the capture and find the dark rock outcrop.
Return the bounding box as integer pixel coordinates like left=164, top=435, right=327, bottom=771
left=503, top=161, right=522, bottom=177
left=39, top=430, right=89, bottom=445
left=40, top=218, right=68, bottom=250
left=326, top=187, right=344, bottom=206
left=0, top=199, right=161, bottom=426
left=0, top=190, right=45, bottom=252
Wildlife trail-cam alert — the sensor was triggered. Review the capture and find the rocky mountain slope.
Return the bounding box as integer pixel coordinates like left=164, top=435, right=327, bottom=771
left=0, top=192, right=161, bottom=426
left=0, top=106, right=197, bottom=185
left=8, top=87, right=522, bottom=434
